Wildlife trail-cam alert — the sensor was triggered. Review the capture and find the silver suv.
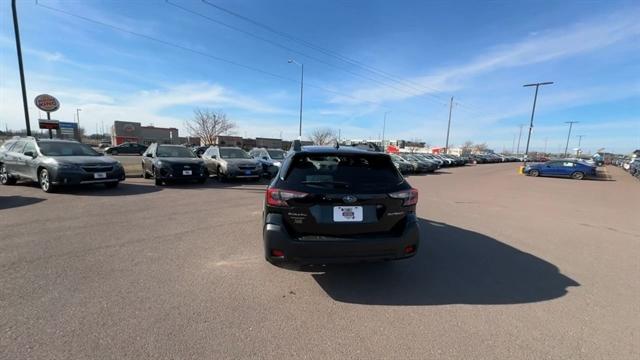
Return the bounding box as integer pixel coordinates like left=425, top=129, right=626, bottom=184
left=202, top=146, right=262, bottom=181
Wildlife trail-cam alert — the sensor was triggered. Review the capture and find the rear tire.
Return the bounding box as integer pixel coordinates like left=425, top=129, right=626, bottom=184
left=529, top=169, right=540, bottom=177
left=0, top=164, right=17, bottom=185
left=143, top=166, right=151, bottom=179
left=111, top=150, right=118, bottom=155
left=571, top=171, right=585, bottom=180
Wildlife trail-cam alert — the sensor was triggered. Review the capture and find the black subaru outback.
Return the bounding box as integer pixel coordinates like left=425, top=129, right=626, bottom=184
left=263, top=143, right=420, bottom=266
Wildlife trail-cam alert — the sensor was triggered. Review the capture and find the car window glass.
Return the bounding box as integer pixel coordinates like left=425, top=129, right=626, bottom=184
left=11, top=141, right=26, bottom=153
left=156, top=146, right=196, bottom=158
left=288, top=154, right=402, bottom=191
left=0, top=141, right=16, bottom=152
left=563, top=162, right=575, bottom=167
left=23, top=142, right=36, bottom=154
left=220, top=148, right=250, bottom=159
left=39, top=142, right=100, bottom=156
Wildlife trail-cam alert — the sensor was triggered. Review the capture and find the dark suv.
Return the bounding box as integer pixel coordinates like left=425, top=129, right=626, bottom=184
left=263, top=143, right=420, bottom=266
left=142, top=143, right=208, bottom=185
left=0, top=137, right=125, bottom=192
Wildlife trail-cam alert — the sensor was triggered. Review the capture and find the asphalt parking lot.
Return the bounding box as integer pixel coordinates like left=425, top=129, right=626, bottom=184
left=1, top=164, right=638, bottom=359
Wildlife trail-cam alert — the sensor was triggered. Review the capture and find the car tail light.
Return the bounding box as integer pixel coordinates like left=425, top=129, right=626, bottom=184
left=404, top=245, right=416, bottom=254
left=389, top=188, right=419, bottom=206
left=266, top=188, right=308, bottom=207
left=271, top=249, right=285, bottom=257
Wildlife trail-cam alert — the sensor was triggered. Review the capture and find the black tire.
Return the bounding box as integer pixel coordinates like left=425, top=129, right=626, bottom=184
left=529, top=169, right=540, bottom=177
left=105, top=181, right=119, bottom=189
left=38, top=168, right=56, bottom=193
left=216, top=167, right=226, bottom=182
left=571, top=171, right=585, bottom=180
left=0, top=164, right=17, bottom=185
left=153, top=168, right=163, bottom=186
left=143, top=166, right=151, bottom=179
left=111, top=150, right=118, bottom=155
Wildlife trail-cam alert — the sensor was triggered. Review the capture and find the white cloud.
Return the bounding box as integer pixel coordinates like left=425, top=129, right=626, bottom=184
left=331, top=8, right=640, bottom=105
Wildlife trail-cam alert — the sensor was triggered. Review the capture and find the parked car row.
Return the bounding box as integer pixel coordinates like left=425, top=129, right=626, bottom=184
left=468, top=153, right=522, bottom=163
left=388, top=153, right=469, bottom=174
left=613, top=156, right=640, bottom=180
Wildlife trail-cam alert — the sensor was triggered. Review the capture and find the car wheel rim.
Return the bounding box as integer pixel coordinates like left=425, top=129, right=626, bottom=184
left=0, top=166, right=7, bottom=183
left=40, top=171, right=49, bottom=191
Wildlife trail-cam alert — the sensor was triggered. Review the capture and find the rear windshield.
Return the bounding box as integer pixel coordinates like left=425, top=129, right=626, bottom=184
left=287, top=153, right=402, bottom=191
left=157, top=146, right=196, bottom=158
left=39, top=142, right=100, bottom=156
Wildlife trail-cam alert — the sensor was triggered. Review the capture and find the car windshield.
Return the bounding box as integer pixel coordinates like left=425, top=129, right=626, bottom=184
left=288, top=153, right=402, bottom=191
left=267, top=149, right=285, bottom=159
left=220, top=148, right=250, bottom=159
left=39, top=142, right=100, bottom=156
left=156, top=146, right=196, bottom=158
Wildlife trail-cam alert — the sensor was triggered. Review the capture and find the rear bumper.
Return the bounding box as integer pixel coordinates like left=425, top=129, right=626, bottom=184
left=263, top=213, right=420, bottom=265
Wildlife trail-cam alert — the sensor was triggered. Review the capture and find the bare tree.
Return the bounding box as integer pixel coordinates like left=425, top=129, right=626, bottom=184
left=309, top=127, right=337, bottom=145
left=472, top=142, right=489, bottom=154
left=185, top=108, right=236, bottom=145
left=461, top=140, right=474, bottom=155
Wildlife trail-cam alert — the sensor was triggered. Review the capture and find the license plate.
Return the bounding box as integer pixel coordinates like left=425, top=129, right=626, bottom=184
left=333, top=206, right=363, bottom=222
left=182, top=170, right=192, bottom=176
left=94, top=172, right=107, bottom=179
left=245, top=170, right=252, bottom=175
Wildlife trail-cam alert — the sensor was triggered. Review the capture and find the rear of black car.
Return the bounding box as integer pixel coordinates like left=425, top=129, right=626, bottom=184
left=263, top=148, right=420, bottom=265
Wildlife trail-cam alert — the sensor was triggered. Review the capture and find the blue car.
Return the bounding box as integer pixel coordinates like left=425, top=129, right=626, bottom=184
left=525, top=160, right=597, bottom=180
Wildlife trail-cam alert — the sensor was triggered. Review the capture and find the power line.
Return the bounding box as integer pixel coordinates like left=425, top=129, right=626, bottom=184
left=198, top=0, right=465, bottom=105
left=167, top=0, right=448, bottom=107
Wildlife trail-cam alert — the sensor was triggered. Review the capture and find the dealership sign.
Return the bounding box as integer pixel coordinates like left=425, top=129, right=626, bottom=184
left=34, top=94, right=60, bottom=112
left=38, top=119, right=60, bottom=130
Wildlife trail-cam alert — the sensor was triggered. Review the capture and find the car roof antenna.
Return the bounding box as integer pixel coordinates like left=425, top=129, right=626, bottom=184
left=292, top=139, right=302, bottom=152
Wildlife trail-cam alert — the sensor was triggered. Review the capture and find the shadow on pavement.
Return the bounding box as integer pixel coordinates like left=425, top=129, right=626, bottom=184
left=311, top=218, right=579, bottom=305
left=63, top=182, right=162, bottom=196
left=0, top=196, right=46, bottom=210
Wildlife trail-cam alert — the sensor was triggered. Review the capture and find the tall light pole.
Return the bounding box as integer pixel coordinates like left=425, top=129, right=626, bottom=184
left=576, top=134, right=584, bottom=157
left=564, top=121, right=579, bottom=158
left=288, top=59, right=304, bottom=138
left=382, top=111, right=390, bottom=151
left=523, top=81, right=553, bottom=162
left=76, top=108, right=82, bottom=125
left=516, top=124, right=524, bottom=155
left=444, top=96, right=454, bottom=154
left=12, top=0, right=31, bottom=135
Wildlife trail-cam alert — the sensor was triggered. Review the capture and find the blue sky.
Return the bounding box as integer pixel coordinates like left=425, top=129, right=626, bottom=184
left=1, top=0, right=638, bottom=153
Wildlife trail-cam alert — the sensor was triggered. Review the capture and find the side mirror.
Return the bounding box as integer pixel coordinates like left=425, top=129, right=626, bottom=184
left=146, top=153, right=153, bottom=158
left=24, top=151, right=36, bottom=158
left=262, top=156, right=268, bottom=160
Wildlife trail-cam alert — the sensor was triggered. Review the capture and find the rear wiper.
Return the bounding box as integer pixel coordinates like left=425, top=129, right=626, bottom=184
left=301, top=180, right=350, bottom=188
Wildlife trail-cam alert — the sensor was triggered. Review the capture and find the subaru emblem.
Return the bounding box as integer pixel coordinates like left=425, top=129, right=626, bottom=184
left=343, top=195, right=357, bottom=204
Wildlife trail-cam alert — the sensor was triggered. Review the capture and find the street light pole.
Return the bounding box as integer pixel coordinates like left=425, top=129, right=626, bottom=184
left=523, top=82, right=553, bottom=163
left=12, top=0, right=31, bottom=136
left=382, top=111, right=390, bottom=152
left=564, top=121, right=578, bottom=158
left=445, top=96, right=453, bottom=154
left=516, top=124, right=524, bottom=155
left=288, top=59, right=304, bottom=138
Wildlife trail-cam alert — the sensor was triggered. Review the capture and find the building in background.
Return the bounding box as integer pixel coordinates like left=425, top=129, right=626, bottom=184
left=111, top=121, right=179, bottom=145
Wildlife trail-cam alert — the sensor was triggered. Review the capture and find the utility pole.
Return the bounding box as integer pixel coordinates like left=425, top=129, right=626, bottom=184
left=516, top=124, right=524, bottom=155
left=564, top=121, right=578, bottom=157
left=576, top=134, right=584, bottom=157
left=444, top=96, right=453, bottom=154
left=382, top=111, right=389, bottom=151
left=288, top=59, right=304, bottom=138
left=76, top=108, right=82, bottom=126
left=12, top=0, right=31, bottom=136
left=523, top=82, right=553, bottom=163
